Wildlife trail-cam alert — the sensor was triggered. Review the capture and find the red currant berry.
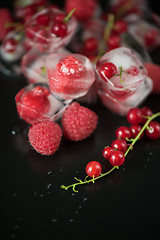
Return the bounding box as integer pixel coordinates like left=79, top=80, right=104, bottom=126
left=114, top=19, right=128, bottom=34
left=130, top=125, right=144, bottom=139
left=109, top=150, right=125, bottom=166
left=127, top=108, right=143, bottom=125
left=144, top=29, right=158, bottom=47
left=83, top=37, right=98, bottom=52
left=141, top=106, right=153, bottom=124
left=36, top=13, right=50, bottom=26
left=97, top=61, right=117, bottom=81
left=111, top=139, right=127, bottom=153
left=54, top=13, right=65, bottom=22
left=115, top=126, right=132, bottom=140
left=126, top=66, right=140, bottom=76
left=3, top=38, right=17, bottom=53
left=102, top=146, right=114, bottom=159
left=51, top=21, right=67, bottom=37
left=145, top=121, right=160, bottom=140
left=107, top=33, right=121, bottom=50
left=85, top=161, right=102, bottom=178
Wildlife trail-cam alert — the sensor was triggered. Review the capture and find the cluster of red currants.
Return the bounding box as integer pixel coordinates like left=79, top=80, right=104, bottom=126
left=85, top=106, right=160, bottom=178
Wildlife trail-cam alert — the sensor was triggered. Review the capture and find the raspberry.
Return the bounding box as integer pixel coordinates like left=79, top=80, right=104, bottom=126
left=144, top=63, right=160, bottom=94
left=0, top=8, right=13, bottom=41
left=28, top=120, right=62, bottom=155
left=15, top=86, right=50, bottom=125
left=61, top=102, right=98, bottom=141
left=65, top=0, right=97, bottom=21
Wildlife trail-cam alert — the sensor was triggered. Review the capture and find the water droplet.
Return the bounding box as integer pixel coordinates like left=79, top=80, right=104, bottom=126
left=13, top=193, right=16, bottom=197
left=47, top=183, right=52, bottom=189
left=47, top=171, right=52, bottom=175
left=149, top=152, right=153, bottom=155
left=51, top=218, right=58, bottom=223
left=69, top=218, right=74, bottom=223
left=83, top=197, right=88, bottom=202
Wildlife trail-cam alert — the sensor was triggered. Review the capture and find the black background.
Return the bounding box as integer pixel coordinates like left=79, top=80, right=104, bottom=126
left=1, top=1, right=160, bottom=239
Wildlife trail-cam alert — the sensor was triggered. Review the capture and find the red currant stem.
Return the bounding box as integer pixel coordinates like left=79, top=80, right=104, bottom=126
left=94, top=14, right=115, bottom=63
left=124, top=112, right=160, bottom=157
left=5, top=22, right=24, bottom=30
left=61, top=166, right=118, bottom=193
left=61, top=111, right=160, bottom=193
left=116, top=0, right=135, bottom=19
left=63, top=8, right=76, bottom=23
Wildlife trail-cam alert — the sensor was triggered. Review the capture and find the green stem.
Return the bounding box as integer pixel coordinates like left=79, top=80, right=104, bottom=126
left=61, top=112, right=160, bottom=192
left=124, top=112, right=160, bottom=157
left=63, top=8, right=76, bottom=23
left=93, top=14, right=115, bottom=63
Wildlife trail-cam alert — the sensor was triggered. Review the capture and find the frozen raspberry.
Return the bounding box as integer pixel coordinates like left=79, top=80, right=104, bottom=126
left=144, top=63, right=160, bottom=94
left=15, top=86, right=50, bottom=125
left=61, top=102, right=98, bottom=141
left=0, top=8, right=13, bottom=41
left=28, top=120, right=62, bottom=155
left=47, top=53, right=95, bottom=100
left=65, top=0, right=97, bottom=21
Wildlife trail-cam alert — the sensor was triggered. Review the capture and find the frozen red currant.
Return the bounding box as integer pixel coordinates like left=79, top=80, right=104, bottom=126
left=130, top=125, right=144, bottom=139
left=107, top=33, right=121, bottom=50
left=145, top=121, right=160, bottom=140
left=102, top=146, right=114, bottom=159
left=36, top=13, right=50, bottom=26
left=141, top=106, right=153, bottom=124
left=113, top=19, right=128, bottom=34
left=115, top=126, right=132, bottom=140
left=85, top=161, right=102, bottom=178
left=83, top=37, right=98, bottom=52
left=3, top=38, right=17, bottom=53
left=51, top=21, right=67, bottom=37
left=111, top=139, right=127, bottom=153
left=127, top=108, right=143, bottom=125
left=109, top=150, right=125, bottom=166
left=97, top=61, right=117, bottom=81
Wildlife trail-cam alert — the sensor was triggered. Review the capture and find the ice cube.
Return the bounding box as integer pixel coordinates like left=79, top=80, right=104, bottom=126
left=46, top=53, right=95, bottom=100
left=24, top=7, right=77, bottom=53
left=96, top=47, right=153, bottom=115
left=15, top=83, right=70, bottom=125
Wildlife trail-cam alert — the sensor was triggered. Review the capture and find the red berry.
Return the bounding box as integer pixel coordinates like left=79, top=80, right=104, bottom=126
left=36, top=13, right=50, bottom=26
left=97, top=61, right=117, bottom=81
left=145, top=121, right=160, bottom=140
left=141, top=106, right=153, bottom=124
left=51, top=21, right=67, bottom=37
left=144, top=29, right=158, bottom=47
left=62, top=102, right=98, bottom=141
left=102, top=146, right=114, bottom=159
left=144, top=63, right=160, bottom=94
left=83, top=37, right=98, bottom=52
left=65, top=0, right=97, bottom=21
left=126, top=66, right=140, bottom=76
left=127, top=108, right=143, bottom=125
left=113, top=19, right=128, bottom=34
left=115, top=126, right=132, bottom=140
left=109, top=150, right=125, bottom=166
left=111, top=139, right=127, bottom=153
left=107, top=33, right=121, bottom=50
left=28, top=120, right=62, bottom=155
left=130, top=125, right=144, bottom=139
left=0, top=8, right=13, bottom=41
left=85, top=161, right=102, bottom=178
left=2, top=38, right=17, bottom=53
left=15, top=86, right=50, bottom=125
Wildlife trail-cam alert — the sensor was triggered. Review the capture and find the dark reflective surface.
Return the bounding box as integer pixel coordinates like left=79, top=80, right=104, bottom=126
left=1, top=1, right=160, bottom=240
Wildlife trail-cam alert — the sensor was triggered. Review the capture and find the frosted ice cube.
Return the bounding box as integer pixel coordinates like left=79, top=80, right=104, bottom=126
left=15, top=83, right=70, bottom=125
left=25, top=8, right=77, bottom=53
left=96, top=47, right=153, bottom=115
left=128, top=20, right=160, bottom=50
left=21, top=48, right=71, bottom=84
left=46, top=53, right=95, bottom=100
